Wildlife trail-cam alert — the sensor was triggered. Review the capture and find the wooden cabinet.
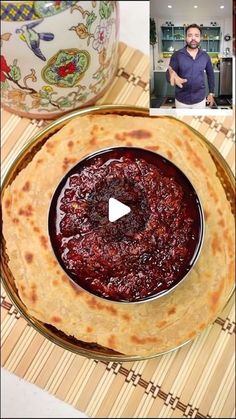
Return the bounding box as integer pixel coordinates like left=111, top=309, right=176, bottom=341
left=154, top=72, right=174, bottom=97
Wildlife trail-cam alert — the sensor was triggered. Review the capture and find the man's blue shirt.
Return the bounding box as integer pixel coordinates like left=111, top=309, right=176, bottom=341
left=166, top=46, right=215, bottom=104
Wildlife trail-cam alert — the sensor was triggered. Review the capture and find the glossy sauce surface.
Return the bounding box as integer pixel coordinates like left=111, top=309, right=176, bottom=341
left=49, top=148, right=204, bottom=302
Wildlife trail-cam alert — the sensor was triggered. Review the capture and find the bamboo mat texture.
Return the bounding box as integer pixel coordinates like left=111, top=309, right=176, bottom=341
left=1, top=43, right=235, bottom=419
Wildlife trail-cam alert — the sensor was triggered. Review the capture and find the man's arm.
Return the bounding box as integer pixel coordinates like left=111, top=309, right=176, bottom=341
left=205, top=56, right=215, bottom=94
left=166, top=52, right=179, bottom=83
left=205, top=56, right=215, bottom=106
left=166, top=53, right=187, bottom=88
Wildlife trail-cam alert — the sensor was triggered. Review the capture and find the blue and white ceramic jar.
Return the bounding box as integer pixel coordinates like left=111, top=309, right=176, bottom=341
left=0, top=1, right=119, bottom=118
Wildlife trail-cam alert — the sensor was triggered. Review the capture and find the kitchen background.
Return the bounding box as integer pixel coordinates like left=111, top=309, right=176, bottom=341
left=150, top=0, right=233, bottom=109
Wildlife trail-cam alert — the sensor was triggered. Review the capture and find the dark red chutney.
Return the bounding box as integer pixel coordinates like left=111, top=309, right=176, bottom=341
left=49, top=148, right=204, bottom=302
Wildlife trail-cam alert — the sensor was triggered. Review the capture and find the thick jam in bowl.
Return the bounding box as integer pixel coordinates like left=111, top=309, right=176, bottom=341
left=48, top=147, right=204, bottom=303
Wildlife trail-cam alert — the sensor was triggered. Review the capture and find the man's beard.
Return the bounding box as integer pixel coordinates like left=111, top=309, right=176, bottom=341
left=186, top=40, right=200, bottom=49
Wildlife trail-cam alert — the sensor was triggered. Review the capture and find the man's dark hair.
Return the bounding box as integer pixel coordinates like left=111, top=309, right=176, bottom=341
left=185, top=24, right=202, bottom=35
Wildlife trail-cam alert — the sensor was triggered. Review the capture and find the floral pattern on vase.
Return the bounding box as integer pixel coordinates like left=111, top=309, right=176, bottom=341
left=1, top=54, right=89, bottom=112
left=42, top=49, right=90, bottom=87
left=92, top=19, right=113, bottom=52
left=0, top=1, right=119, bottom=118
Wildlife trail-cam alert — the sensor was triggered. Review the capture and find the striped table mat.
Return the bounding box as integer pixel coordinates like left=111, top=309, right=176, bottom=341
left=1, top=43, right=235, bottom=419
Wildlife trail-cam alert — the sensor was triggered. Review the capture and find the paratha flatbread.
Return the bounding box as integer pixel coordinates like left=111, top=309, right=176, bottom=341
left=2, top=114, right=235, bottom=356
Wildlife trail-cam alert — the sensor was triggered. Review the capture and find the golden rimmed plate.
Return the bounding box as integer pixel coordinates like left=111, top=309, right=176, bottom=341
left=1, top=105, right=235, bottom=361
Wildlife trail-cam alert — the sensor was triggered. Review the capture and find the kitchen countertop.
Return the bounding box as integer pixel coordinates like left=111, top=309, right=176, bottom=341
left=1, top=2, right=149, bottom=418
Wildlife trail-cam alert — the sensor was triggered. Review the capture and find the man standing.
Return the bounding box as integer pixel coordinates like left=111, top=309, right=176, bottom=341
left=166, top=24, right=215, bottom=108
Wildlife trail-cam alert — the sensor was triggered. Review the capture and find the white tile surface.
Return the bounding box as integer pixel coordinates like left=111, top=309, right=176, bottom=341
left=1, top=369, right=88, bottom=419
left=1, top=2, right=149, bottom=419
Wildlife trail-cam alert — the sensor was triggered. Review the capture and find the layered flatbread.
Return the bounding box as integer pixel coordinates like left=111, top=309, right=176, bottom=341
left=2, top=114, right=235, bottom=356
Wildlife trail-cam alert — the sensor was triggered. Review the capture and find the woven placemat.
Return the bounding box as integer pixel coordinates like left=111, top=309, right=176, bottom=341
left=1, top=43, right=235, bottom=419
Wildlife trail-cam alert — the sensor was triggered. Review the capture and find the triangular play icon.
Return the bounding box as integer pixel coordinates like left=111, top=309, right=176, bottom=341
left=108, top=197, right=131, bottom=222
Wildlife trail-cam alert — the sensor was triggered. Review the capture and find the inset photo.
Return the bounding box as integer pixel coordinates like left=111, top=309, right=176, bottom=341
left=150, top=0, right=234, bottom=115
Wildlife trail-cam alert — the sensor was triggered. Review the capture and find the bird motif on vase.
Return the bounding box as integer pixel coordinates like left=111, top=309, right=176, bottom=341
left=16, top=19, right=54, bottom=61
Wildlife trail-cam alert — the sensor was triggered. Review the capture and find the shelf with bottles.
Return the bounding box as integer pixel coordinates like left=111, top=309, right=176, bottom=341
left=161, top=26, right=173, bottom=41
left=160, top=25, right=221, bottom=53
left=173, top=26, right=185, bottom=40
left=162, top=40, right=184, bottom=53
left=161, top=27, right=185, bottom=41
left=201, top=40, right=220, bottom=53
left=201, top=27, right=221, bottom=41
left=201, top=27, right=221, bottom=53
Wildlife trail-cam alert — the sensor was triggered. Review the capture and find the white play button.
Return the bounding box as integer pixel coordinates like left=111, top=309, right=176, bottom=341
left=108, top=198, right=131, bottom=222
